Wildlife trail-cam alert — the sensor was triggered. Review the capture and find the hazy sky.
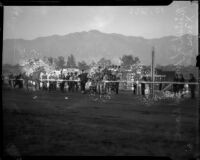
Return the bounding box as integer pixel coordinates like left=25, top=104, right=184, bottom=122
left=4, top=1, right=198, bottom=40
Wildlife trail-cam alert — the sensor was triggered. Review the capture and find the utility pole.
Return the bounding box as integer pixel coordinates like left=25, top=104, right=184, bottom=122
left=195, top=48, right=200, bottom=160
left=151, top=47, right=155, bottom=97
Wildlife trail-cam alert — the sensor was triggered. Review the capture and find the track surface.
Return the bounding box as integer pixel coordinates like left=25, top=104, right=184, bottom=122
left=3, top=86, right=198, bottom=159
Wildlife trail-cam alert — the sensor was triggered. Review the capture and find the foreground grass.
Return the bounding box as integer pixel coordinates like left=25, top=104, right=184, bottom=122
left=3, top=87, right=198, bottom=159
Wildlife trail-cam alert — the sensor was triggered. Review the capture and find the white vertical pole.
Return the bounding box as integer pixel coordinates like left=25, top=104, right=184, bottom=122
left=151, top=47, right=155, bottom=97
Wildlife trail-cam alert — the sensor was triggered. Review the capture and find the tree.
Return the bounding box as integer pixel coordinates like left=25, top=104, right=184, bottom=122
left=78, top=61, right=90, bottom=71
left=66, top=54, right=76, bottom=68
left=2, top=64, right=22, bottom=75
left=47, top=57, right=54, bottom=66
left=21, top=57, right=55, bottom=76
left=55, top=56, right=65, bottom=70
left=142, top=65, right=151, bottom=75
left=120, top=55, right=140, bottom=70
left=97, top=58, right=112, bottom=68
left=89, top=60, right=97, bottom=67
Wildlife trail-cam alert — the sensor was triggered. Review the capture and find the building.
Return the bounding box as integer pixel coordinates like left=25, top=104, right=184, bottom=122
left=156, top=69, right=176, bottom=81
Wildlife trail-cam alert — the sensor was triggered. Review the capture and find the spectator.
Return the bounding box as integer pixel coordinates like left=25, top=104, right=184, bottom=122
left=79, top=70, right=88, bottom=94
left=178, top=74, right=185, bottom=97
left=173, top=74, right=179, bottom=95
left=42, top=72, right=48, bottom=91
left=159, top=77, right=162, bottom=91
left=14, top=73, right=23, bottom=89
left=8, top=73, right=14, bottom=88
left=22, top=72, right=29, bottom=90
left=52, top=72, right=58, bottom=91
left=114, top=71, right=120, bottom=95
left=188, top=73, right=196, bottom=99
left=141, top=76, right=147, bottom=96
left=95, top=68, right=103, bottom=95
left=65, top=73, right=70, bottom=92
left=49, top=73, right=54, bottom=91
left=133, top=83, right=137, bottom=95
left=103, top=73, right=109, bottom=94
left=68, top=72, right=74, bottom=92
left=59, top=73, right=65, bottom=92
left=2, top=74, right=4, bottom=85
left=74, top=72, right=79, bottom=92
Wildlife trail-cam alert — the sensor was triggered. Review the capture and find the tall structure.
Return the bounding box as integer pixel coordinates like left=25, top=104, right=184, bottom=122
left=151, top=47, right=155, bottom=96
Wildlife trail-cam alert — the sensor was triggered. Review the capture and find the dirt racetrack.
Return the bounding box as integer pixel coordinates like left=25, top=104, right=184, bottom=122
left=3, top=86, right=198, bottom=159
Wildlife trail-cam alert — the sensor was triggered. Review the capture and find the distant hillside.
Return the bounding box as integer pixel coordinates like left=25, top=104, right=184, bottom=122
left=3, top=30, right=198, bottom=66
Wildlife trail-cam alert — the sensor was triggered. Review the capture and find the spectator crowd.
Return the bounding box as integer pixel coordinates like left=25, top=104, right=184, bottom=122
left=2, top=67, right=197, bottom=99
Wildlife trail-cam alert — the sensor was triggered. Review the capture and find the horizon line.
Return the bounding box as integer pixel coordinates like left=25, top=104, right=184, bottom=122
left=3, top=30, right=198, bottom=41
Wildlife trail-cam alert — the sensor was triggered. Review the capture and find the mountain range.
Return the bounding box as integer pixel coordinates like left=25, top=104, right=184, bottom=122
left=3, top=30, right=198, bottom=66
